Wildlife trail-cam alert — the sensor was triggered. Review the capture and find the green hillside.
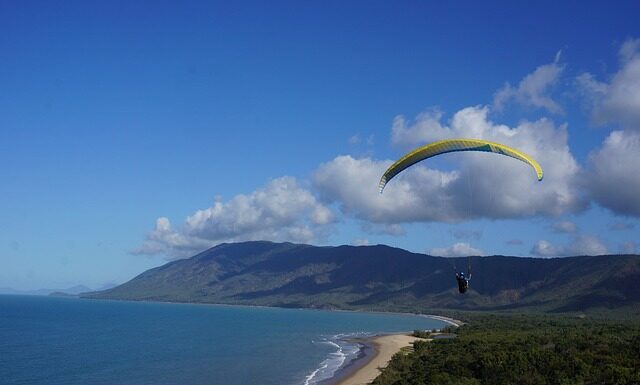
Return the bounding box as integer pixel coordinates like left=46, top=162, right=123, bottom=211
left=87, top=241, right=640, bottom=315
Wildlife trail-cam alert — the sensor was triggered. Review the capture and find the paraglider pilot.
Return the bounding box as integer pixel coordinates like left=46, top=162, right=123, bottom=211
left=456, top=271, right=470, bottom=294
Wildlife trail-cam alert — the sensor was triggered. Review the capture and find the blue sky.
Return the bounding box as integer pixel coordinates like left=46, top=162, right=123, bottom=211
left=1, top=1, right=639, bottom=290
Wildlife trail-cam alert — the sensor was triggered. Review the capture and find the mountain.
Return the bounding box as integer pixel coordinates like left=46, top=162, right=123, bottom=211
left=86, top=241, right=640, bottom=315
left=1, top=285, right=93, bottom=296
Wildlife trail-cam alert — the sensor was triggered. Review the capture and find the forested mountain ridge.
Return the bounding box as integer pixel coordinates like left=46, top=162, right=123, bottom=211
left=87, top=241, right=640, bottom=314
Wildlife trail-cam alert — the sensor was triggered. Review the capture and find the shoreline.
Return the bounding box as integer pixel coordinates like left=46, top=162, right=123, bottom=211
left=314, top=339, right=376, bottom=385
left=82, top=295, right=466, bottom=325
left=317, top=316, right=462, bottom=385
left=423, top=314, right=464, bottom=327
left=322, top=334, right=425, bottom=385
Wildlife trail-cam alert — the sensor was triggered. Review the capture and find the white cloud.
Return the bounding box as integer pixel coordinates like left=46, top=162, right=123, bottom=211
left=133, top=177, right=335, bottom=259
left=315, top=106, right=585, bottom=223
left=352, top=239, right=370, bottom=246
left=585, top=130, right=640, bottom=216
left=531, top=235, right=608, bottom=257
left=578, top=39, right=640, bottom=217
left=493, top=53, right=564, bottom=114
left=429, top=242, right=484, bottom=257
left=577, top=38, right=640, bottom=129
left=313, top=155, right=462, bottom=223
left=531, top=240, right=560, bottom=257
left=552, top=220, right=577, bottom=233
left=619, top=39, right=640, bottom=64
left=568, top=235, right=609, bottom=255
left=391, top=109, right=445, bottom=148
left=131, top=217, right=212, bottom=258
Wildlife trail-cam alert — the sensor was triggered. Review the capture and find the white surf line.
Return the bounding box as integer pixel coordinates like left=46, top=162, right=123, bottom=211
left=423, top=314, right=463, bottom=327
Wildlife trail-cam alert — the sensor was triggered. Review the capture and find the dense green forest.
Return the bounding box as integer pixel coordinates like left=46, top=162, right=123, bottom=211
left=373, top=314, right=640, bottom=385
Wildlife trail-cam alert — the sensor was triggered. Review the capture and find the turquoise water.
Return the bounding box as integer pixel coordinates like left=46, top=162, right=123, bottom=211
left=0, top=295, right=446, bottom=385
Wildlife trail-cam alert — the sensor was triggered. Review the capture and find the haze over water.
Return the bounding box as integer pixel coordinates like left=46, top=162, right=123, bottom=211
left=0, top=295, right=446, bottom=385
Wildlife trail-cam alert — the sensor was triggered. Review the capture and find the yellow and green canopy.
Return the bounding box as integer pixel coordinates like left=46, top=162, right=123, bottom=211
left=379, top=138, right=543, bottom=193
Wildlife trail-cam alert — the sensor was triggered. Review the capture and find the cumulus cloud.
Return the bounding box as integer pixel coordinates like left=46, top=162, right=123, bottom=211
left=315, top=106, right=585, bottom=223
left=493, top=52, right=565, bottom=114
left=352, top=239, right=370, bottom=246
left=531, top=235, right=608, bottom=257
left=429, top=242, right=484, bottom=257
left=569, top=236, right=609, bottom=255
left=391, top=109, right=445, bottom=148
left=131, top=217, right=213, bottom=258
left=578, top=39, right=640, bottom=217
left=313, top=155, right=460, bottom=223
left=531, top=240, right=561, bottom=257
left=585, top=130, right=640, bottom=216
left=552, top=220, right=577, bottom=233
left=577, top=38, right=640, bottom=128
left=133, top=177, right=335, bottom=258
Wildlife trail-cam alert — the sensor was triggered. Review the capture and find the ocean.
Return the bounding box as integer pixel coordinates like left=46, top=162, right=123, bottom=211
left=0, top=295, right=446, bottom=385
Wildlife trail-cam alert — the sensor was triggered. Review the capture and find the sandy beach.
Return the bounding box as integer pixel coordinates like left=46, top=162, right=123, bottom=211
left=328, top=315, right=462, bottom=385
left=334, top=334, right=423, bottom=385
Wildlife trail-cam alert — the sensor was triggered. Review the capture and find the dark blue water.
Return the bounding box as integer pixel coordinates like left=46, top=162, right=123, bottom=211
left=0, top=295, right=446, bottom=385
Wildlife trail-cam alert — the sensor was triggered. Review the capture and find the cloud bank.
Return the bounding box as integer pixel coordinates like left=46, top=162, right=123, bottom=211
left=316, top=106, right=585, bottom=224
left=133, top=177, right=334, bottom=258
left=136, top=42, right=639, bottom=258
left=578, top=39, right=640, bottom=129
left=585, top=130, right=640, bottom=216
left=580, top=38, right=640, bottom=217
left=493, top=53, right=564, bottom=114
left=531, top=235, right=608, bottom=257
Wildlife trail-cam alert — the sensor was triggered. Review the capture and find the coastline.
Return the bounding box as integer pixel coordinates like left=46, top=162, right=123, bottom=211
left=316, top=315, right=462, bottom=385
left=423, top=314, right=464, bottom=327
left=322, top=334, right=424, bottom=385
left=314, top=339, right=376, bottom=385
left=85, top=296, right=466, bottom=329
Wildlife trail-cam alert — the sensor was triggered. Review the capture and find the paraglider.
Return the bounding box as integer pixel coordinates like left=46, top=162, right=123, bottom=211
left=378, top=138, right=543, bottom=194
left=456, top=271, right=470, bottom=294
left=379, top=138, right=543, bottom=294
left=451, top=257, right=472, bottom=294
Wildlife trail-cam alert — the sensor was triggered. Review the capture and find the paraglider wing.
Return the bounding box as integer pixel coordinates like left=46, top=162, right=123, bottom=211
left=378, top=138, right=543, bottom=193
